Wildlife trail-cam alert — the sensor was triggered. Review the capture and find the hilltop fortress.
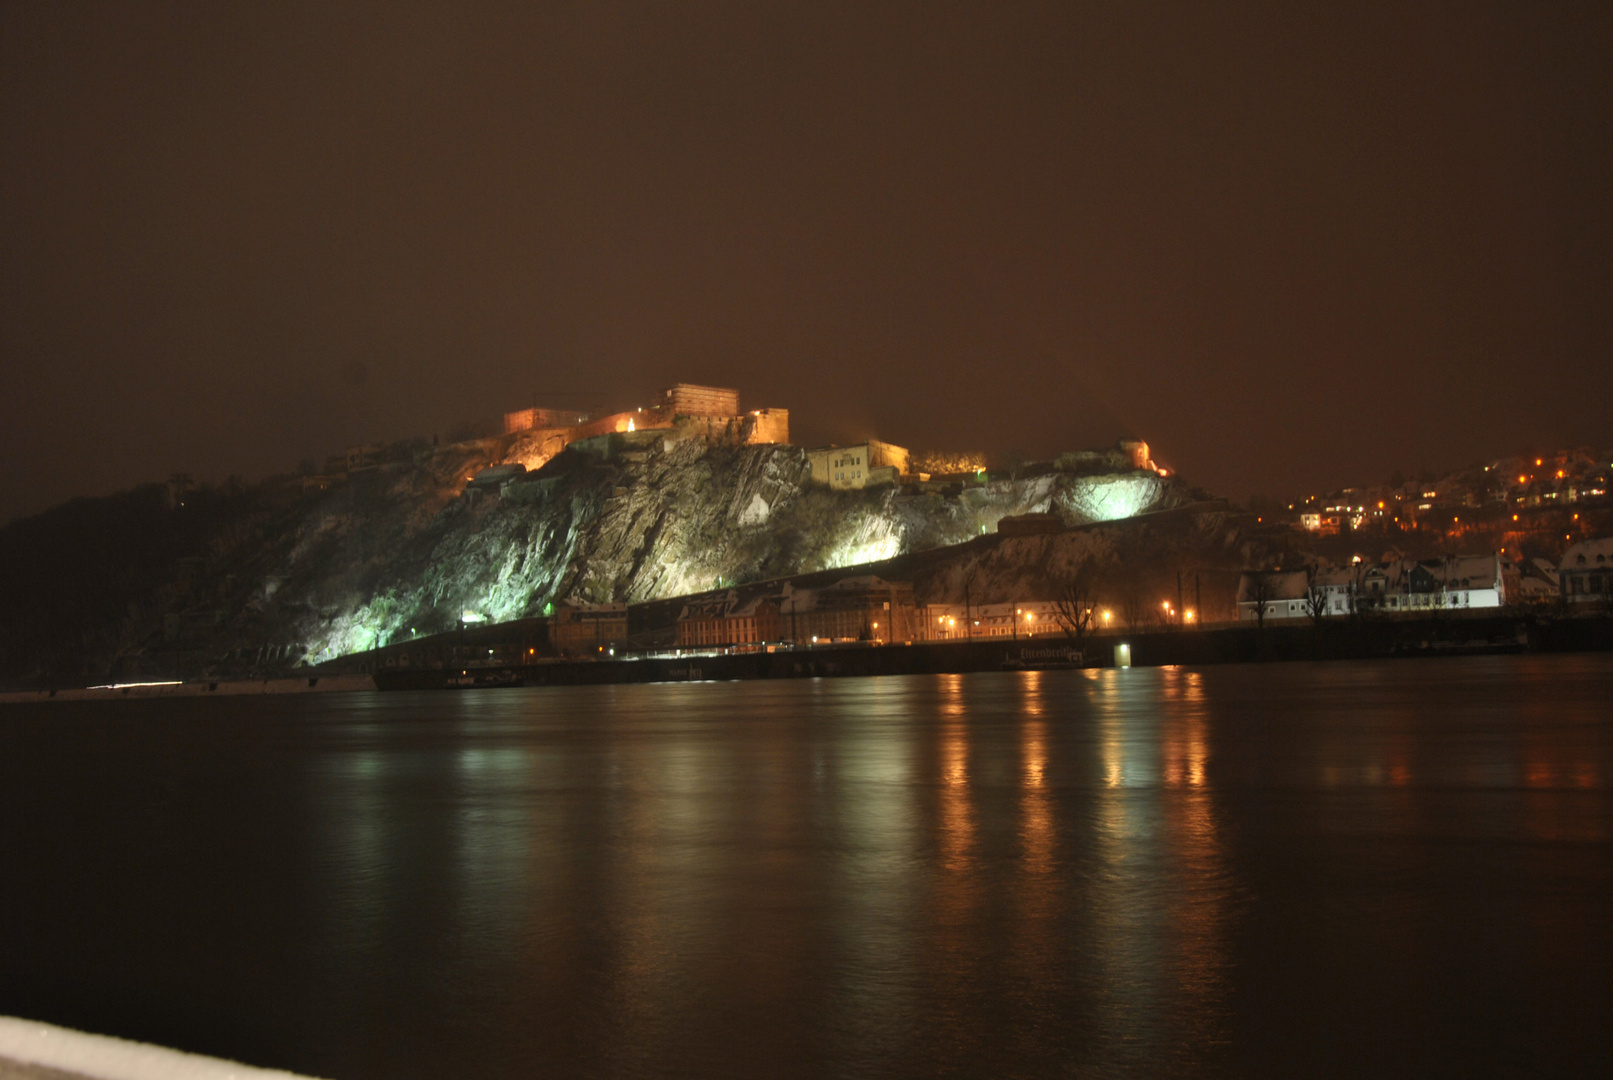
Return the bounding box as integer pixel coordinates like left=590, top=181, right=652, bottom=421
left=503, top=383, right=790, bottom=467
left=498, top=380, right=1158, bottom=493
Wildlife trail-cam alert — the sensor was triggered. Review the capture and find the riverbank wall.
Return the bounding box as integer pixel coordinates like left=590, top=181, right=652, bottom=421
left=6, top=618, right=1607, bottom=699
left=372, top=615, right=1613, bottom=690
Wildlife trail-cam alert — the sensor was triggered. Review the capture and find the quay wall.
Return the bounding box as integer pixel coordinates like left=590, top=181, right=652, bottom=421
left=375, top=616, right=1613, bottom=690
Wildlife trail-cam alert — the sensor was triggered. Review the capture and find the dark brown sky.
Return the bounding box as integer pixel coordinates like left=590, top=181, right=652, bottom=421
left=3, top=1, right=1609, bottom=523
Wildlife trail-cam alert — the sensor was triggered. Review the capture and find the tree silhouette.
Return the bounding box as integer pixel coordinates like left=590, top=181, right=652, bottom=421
left=1244, top=572, right=1278, bottom=630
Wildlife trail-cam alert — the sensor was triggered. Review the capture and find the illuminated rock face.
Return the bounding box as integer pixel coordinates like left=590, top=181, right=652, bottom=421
left=263, top=437, right=1180, bottom=662
left=1053, top=473, right=1166, bottom=523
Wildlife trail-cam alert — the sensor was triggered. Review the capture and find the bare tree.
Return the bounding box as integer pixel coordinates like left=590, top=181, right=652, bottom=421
left=1119, top=587, right=1148, bottom=632
left=1304, top=567, right=1330, bottom=630
left=1345, top=563, right=1366, bottom=621
left=1245, top=572, right=1277, bottom=630
left=1051, top=559, right=1098, bottom=641
left=961, top=563, right=979, bottom=641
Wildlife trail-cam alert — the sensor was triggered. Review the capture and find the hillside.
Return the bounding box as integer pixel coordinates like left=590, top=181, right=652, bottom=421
left=0, top=426, right=1204, bottom=683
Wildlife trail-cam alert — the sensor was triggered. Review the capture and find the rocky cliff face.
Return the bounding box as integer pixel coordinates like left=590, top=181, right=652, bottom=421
left=273, top=431, right=1181, bottom=661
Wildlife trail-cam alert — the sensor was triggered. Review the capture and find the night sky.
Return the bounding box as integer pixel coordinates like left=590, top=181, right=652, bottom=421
left=3, top=2, right=1609, bottom=524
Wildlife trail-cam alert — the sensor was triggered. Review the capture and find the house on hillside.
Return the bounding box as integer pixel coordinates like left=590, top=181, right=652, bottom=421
left=1559, top=538, right=1613, bottom=605
left=806, top=441, right=910, bottom=490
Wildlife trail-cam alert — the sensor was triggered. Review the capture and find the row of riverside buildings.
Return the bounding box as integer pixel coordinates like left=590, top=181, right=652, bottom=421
left=558, top=537, right=1613, bottom=658
left=527, top=546, right=1613, bottom=659
left=542, top=578, right=1090, bottom=658
left=1235, top=538, right=1613, bottom=622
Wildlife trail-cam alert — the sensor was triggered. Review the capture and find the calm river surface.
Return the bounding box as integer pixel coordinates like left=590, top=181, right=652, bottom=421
left=2, top=657, right=1611, bottom=1079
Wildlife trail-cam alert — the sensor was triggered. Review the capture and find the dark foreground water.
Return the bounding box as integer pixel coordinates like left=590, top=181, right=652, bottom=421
left=2, top=657, right=1611, bottom=1079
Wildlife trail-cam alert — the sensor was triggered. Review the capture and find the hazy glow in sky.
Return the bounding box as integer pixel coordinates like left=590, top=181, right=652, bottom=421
left=2, top=3, right=1608, bottom=524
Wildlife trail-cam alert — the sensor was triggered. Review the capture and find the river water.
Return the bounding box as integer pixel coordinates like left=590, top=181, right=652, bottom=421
left=2, top=656, right=1610, bottom=1079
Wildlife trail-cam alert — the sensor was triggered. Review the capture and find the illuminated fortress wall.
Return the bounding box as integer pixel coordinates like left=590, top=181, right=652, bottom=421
left=745, top=408, right=789, bottom=446
left=663, top=383, right=740, bottom=417
left=504, top=406, right=593, bottom=435
left=503, top=383, right=785, bottom=466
